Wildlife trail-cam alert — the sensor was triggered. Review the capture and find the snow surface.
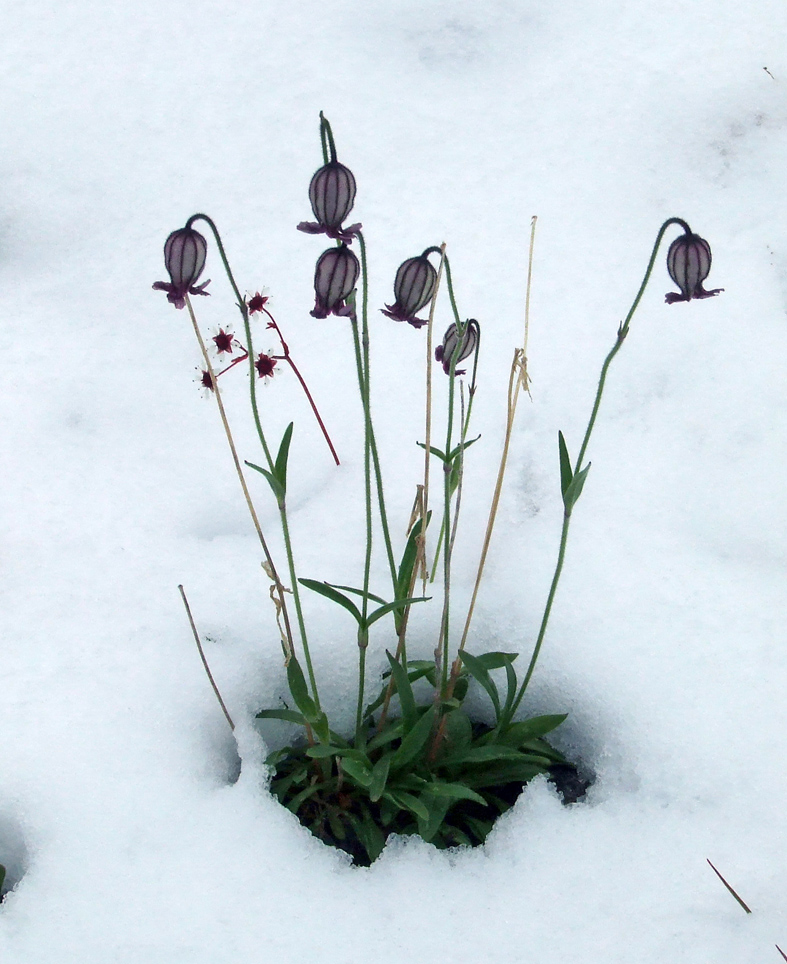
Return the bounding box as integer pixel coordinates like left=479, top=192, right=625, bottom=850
left=1, top=0, right=787, bottom=960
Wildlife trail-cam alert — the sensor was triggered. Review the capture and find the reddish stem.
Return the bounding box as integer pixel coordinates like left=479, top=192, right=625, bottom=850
left=262, top=307, right=340, bottom=466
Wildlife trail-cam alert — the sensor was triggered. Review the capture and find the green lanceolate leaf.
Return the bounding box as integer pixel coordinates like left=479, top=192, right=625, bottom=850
left=349, top=810, right=386, bottom=863
left=369, top=753, right=392, bottom=802
left=459, top=651, right=501, bottom=721
left=312, top=710, right=330, bottom=744
left=421, top=781, right=487, bottom=807
left=391, top=705, right=436, bottom=770
left=564, top=462, right=591, bottom=510
left=558, top=431, right=573, bottom=498
left=442, top=707, right=473, bottom=753
left=255, top=708, right=308, bottom=726
left=442, top=744, right=528, bottom=767
left=326, top=583, right=387, bottom=607
left=396, top=512, right=432, bottom=602
left=367, top=594, right=431, bottom=627
left=245, top=460, right=285, bottom=502
left=416, top=795, right=452, bottom=843
left=385, top=650, right=417, bottom=730
left=462, top=761, right=547, bottom=789
left=499, top=714, right=568, bottom=746
left=299, top=579, right=363, bottom=624
left=366, top=719, right=403, bottom=753
left=383, top=790, right=430, bottom=822
left=286, top=656, right=320, bottom=723
left=340, top=756, right=373, bottom=788
left=416, top=441, right=448, bottom=462
left=502, top=656, right=518, bottom=721
left=274, top=422, right=294, bottom=493
left=474, top=651, right=519, bottom=670
left=447, top=434, right=481, bottom=462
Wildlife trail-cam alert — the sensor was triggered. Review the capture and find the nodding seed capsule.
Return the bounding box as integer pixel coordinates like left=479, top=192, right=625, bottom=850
left=665, top=232, right=723, bottom=303
left=381, top=251, right=438, bottom=328
left=435, top=320, right=480, bottom=375
left=152, top=226, right=210, bottom=309
left=298, top=162, right=362, bottom=243
left=311, top=244, right=360, bottom=319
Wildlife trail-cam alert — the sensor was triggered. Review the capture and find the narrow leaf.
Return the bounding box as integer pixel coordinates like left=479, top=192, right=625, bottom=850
left=422, top=781, right=487, bottom=806
left=447, top=434, right=481, bottom=462
left=384, top=790, right=429, bottom=822
left=416, top=441, right=447, bottom=462
left=367, top=595, right=431, bottom=627
left=459, top=651, right=501, bottom=721
left=326, top=583, right=387, bottom=607
left=499, top=715, right=568, bottom=746
left=396, top=512, right=432, bottom=601
left=299, top=579, right=362, bottom=624
left=286, top=657, right=319, bottom=722
left=369, top=754, right=392, bottom=802
left=255, top=708, right=307, bottom=726
left=474, top=651, right=519, bottom=670
left=385, top=651, right=417, bottom=730
left=564, top=462, right=591, bottom=510
left=274, top=422, right=294, bottom=492
left=340, top=756, right=373, bottom=788
left=391, top=705, right=436, bottom=770
left=245, top=460, right=285, bottom=502
left=558, top=431, right=573, bottom=498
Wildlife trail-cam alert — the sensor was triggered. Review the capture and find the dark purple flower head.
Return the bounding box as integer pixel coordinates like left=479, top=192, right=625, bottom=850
left=435, top=320, right=479, bottom=375
left=298, top=161, right=362, bottom=243
left=665, top=232, right=723, bottom=304
left=381, top=249, right=439, bottom=328
left=311, top=244, right=360, bottom=319
left=152, top=226, right=211, bottom=309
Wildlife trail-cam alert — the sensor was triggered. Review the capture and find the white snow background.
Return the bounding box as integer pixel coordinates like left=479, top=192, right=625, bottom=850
left=1, top=0, right=786, bottom=961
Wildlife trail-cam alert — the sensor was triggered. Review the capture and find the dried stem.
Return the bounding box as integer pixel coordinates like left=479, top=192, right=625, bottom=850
left=185, top=294, right=295, bottom=658
left=420, top=244, right=447, bottom=590
left=707, top=859, right=752, bottom=914
left=179, top=584, right=235, bottom=731
left=457, top=217, right=537, bottom=660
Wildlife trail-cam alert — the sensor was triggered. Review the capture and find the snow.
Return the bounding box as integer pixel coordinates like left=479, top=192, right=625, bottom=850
left=1, top=0, right=787, bottom=960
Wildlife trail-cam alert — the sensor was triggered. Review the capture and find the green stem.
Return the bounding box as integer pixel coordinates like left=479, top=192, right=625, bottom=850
left=186, top=213, right=320, bottom=709
left=357, top=232, right=398, bottom=594
left=349, top=316, right=373, bottom=743
left=505, top=216, right=692, bottom=724
left=436, top=319, right=467, bottom=693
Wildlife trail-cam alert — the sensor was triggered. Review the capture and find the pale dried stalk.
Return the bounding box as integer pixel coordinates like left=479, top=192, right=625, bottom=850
left=185, top=294, right=294, bottom=660
left=179, top=584, right=235, bottom=731
left=457, top=216, right=537, bottom=652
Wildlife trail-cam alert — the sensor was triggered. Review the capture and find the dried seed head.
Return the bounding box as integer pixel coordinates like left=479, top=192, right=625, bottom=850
left=311, top=244, right=360, bottom=319
left=665, top=232, right=723, bottom=303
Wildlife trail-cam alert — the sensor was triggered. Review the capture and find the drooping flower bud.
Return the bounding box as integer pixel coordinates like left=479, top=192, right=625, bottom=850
left=435, top=320, right=480, bottom=375
left=381, top=249, right=439, bottom=328
left=311, top=244, right=360, bottom=319
left=665, top=232, right=723, bottom=303
left=152, top=226, right=211, bottom=309
left=297, top=124, right=361, bottom=244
